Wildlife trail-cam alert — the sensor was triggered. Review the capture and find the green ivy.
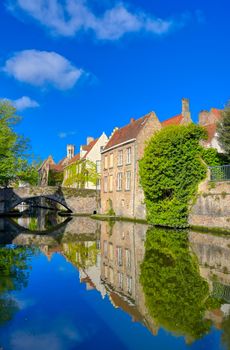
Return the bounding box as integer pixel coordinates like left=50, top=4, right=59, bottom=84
left=139, top=124, right=210, bottom=227
left=48, top=170, right=64, bottom=186
left=63, top=159, right=100, bottom=188
left=140, top=227, right=219, bottom=341
left=64, top=242, right=98, bottom=269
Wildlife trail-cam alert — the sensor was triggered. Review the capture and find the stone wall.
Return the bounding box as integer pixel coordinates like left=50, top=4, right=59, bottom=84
left=189, top=181, right=230, bottom=230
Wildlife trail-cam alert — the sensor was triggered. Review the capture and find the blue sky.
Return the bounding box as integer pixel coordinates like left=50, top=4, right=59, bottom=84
left=0, top=0, right=229, bottom=162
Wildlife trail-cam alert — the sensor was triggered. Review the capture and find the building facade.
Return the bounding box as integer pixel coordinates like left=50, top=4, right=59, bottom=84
left=63, top=132, right=108, bottom=190
left=100, top=98, right=192, bottom=219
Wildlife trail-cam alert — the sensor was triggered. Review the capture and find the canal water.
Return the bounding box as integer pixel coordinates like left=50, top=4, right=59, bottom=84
left=0, top=210, right=229, bottom=350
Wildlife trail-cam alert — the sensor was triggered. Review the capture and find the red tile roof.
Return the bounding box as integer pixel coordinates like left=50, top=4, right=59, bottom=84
left=49, top=164, right=63, bottom=172
left=103, top=113, right=151, bottom=151
left=161, top=114, right=183, bottom=127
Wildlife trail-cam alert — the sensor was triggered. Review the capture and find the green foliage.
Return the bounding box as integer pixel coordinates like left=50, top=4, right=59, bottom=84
left=221, top=313, right=230, bottom=350
left=0, top=245, right=34, bottom=324
left=139, top=124, right=208, bottom=227
left=201, top=148, right=223, bottom=166
left=217, top=103, right=230, bottom=160
left=48, top=169, right=64, bottom=186
left=106, top=198, right=116, bottom=216
left=140, top=227, right=216, bottom=341
left=63, top=159, right=100, bottom=188
left=64, top=241, right=98, bottom=269
left=0, top=100, right=39, bottom=186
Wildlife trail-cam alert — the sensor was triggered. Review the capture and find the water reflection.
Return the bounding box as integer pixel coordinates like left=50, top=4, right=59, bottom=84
left=0, top=216, right=230, bottom=349
left=0, top=245, right=34, bottom=325
left=12, top=207, right=67, bottom=231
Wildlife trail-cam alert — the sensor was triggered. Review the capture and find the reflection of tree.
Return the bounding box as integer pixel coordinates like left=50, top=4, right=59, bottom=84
left=222, top=314, right=230, bottom=350
left=140, top=227, right=216, bottom=341
left=0, top=245, right=33, bottom=324
left=64, top=242, right=98, bottom=269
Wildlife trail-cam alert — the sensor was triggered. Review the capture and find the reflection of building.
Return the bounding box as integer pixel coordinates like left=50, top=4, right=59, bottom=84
left=189, top=231, right=230, bottom=329
left=100, top=221, right=159, bottom=334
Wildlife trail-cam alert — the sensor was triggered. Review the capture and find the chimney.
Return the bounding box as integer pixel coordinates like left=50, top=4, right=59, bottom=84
left=181, top=98, right=192, bottom=123
left=87, top=137, right=94, bottom=145
left=182, top=98, right=190, bottom=116
left=67, top=144, right=75, bottom=159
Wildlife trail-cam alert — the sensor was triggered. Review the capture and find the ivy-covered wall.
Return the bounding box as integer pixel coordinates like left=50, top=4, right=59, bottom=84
left=139, top=124, right=222, bottom=228
left=63, top=159, right=100, bottom=188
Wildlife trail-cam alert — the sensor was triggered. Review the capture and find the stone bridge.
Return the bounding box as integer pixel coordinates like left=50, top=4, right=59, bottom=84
left=0, top=186, right=100, bottom=214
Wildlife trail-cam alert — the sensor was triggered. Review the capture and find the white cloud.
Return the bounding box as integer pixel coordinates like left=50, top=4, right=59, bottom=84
left=7, top=0, right=188, bottom=40
left=58, top=131, right=76, bottom=138
left=3, top=50, right=84, bottom=90
left=12, top=96, right=39, bottom=110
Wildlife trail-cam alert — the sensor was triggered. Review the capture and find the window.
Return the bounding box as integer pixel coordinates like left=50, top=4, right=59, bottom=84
left=104, top=265, right=108, bottom=279
left=118, top=150, right=123, bottom=166
left=125, top=171, right=131, bottom=191
left=96, top=160, right=101, bottom=173
left=117, top=172, right=122, bottom=191
left=109, top=267, right=114, bottom=284
left=109, top=243, right=113, bottom=260
left=104, top=155, right=108, bottom=169
left=126, top=147, right=131, bottom=164
left=125, top=249, right=131, bottom=269
left=109, top=175, right=113, bottom=192
left=126, top=276, right=132, bottom=294
left=118, top=272, right=123, bottom=290
left=104, top=176, right=108, bottom=192
left=103, top=241, right=108, bottom=257
left=109, top=153, right=114, bottom=168
left=117, top=247, right=123, bottom=266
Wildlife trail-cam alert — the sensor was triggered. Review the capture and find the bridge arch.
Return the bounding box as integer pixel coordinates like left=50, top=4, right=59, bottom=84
left=10, top=195, right=73, bottom=213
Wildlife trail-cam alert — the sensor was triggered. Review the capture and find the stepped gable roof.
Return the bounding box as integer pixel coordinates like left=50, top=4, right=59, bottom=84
left=211, top=108, right=222, bottom=120
left=82, top=138, right=99, bottom=159
left=38, top=155, right=55, bottom=171
left=103, top=113, right=152, bottom=151
left=161, top=114, right=183, bottom=127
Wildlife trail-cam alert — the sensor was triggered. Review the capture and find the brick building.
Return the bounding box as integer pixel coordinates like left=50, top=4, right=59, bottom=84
left=100, top=98, right=192, bottom=219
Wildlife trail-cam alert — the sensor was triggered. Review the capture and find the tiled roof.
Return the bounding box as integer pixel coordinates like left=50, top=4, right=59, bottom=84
left=49, top=164, right=63, bottom=172
left=64, top=153, right=80, bottom=167
left=103, top=113, right=151, bottom=151
left=82, top=138, right=99, bottom=158
left=161, top=114, right=183, bottom=127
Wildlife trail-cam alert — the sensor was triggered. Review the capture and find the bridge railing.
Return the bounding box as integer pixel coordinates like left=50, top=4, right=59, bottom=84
left=209, top=165, right=230, bottom=182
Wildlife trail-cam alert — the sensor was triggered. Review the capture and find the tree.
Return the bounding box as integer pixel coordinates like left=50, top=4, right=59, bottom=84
left=0, top=245, right=34, bottom=324
left=0, top=100, right=39, bottom=187
left=217, top=103, right=230, bottom=160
